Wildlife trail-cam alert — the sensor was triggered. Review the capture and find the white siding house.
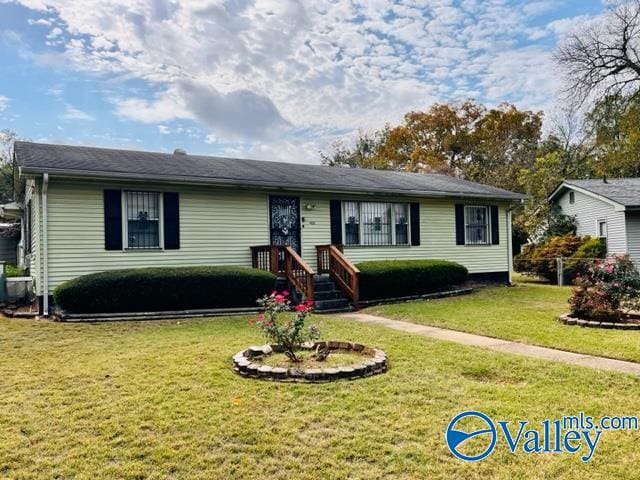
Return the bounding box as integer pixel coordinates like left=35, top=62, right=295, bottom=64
left=15, top=142, right=525, bottom=315
left=550, top=178, right=640, bottom=263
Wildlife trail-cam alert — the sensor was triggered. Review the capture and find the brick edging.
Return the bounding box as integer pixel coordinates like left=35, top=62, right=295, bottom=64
left=558, top=313, right=640, bottom=330
left=232, top=341, right=388, bottom=382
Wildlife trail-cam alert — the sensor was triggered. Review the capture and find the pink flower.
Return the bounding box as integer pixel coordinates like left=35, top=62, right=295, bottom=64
left=295, top=304, right=308, bottom=312
left=274, top=295, right=286, bottom=303
left=282, top=290, right=290, bottom=297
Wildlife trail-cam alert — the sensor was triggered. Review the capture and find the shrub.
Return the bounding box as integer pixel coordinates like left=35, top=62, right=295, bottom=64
left=53, top=266, right=277, bottom=313
left=541, top=204, right=577, bottom=240
left=5, top=264, right=26, bottom=277
left=564, top=237, right=608, bottom=280
left=569, top=256, right=640, bottom=321
left=252, top=291, right=319, bottom=362
left=514, top=235, right=605, bottom=284
left=356, top=259, right=468, bottom=301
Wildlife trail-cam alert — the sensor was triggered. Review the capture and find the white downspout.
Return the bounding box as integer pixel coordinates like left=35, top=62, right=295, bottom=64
left=507, top=207, right=513, bottom=284
left=42, top=173, right=49, bottom=316
left=506, top=200, right=523, bottom=285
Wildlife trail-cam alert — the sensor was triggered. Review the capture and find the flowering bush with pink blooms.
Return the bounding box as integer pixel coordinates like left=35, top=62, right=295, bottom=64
left=252, top=291, right=320, bottom=362
left=569, top=255, right=640, bottom=322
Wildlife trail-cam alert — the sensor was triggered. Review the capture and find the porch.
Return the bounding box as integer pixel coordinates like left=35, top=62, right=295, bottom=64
left=250, top=244, right=360, bottom=311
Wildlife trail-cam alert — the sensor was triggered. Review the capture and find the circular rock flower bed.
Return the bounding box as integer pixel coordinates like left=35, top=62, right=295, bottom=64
left=233, top=341, right=388, bottom=383
left=561, top=256, right=640, bottom=331
left=558, top=313, right=640, bottom=330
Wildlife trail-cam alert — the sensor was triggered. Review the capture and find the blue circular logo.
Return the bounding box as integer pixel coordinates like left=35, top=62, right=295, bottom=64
left=446, top=411, right=497, bottom=462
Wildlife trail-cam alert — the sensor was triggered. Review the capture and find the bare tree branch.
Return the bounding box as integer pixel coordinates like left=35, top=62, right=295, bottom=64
left=556, top=1, right=640, bottom=105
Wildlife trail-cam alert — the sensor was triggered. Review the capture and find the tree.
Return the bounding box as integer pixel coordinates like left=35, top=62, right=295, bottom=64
left=585, top=93, right=640, bottom=177
left=556, top=1, right=640, bottom=105
left=320, top=128, right=390, bottom=169
left=466, top=104, right=543, bottom=192
left=372, top=101, right=482, bottom=174
left=0, top=129, right=17, bottom=204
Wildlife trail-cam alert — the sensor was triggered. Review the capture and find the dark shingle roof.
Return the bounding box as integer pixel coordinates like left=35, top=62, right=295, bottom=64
left=14, top=141, right=525, bottom=201
left=560, top=178, right=640, bottom=207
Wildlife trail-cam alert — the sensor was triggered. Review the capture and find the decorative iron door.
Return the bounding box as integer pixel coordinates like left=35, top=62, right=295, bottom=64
left=269, top=196, right=301, bottom=253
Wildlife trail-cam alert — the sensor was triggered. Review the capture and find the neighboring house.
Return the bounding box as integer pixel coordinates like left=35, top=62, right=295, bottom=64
left=549, top=178, right=640, bottom=262
left=14, top=141, right=525, bottom=315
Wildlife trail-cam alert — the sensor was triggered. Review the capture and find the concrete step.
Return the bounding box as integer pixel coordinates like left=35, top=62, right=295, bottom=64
left=314, top=298, right=351, bottom=312
left=313, top=290, right=342, bottom=301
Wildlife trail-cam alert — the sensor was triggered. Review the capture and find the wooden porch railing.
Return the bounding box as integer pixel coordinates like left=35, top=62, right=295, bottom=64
left=250, top=245, right=315, bottom=302
left=316, top=244, right=360, bottom=308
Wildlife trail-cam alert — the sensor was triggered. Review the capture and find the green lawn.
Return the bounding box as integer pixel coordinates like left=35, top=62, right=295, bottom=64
left=2, top=315, right=640, bottom=478
left=368, top=281, right=640, bottom=363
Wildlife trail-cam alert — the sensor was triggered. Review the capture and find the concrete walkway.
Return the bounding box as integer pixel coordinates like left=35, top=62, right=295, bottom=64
left=341, top=312, right=640, bottom=377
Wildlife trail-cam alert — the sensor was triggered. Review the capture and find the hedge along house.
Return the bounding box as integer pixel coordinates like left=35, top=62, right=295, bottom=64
left=549, top=178, right=640, bottom=264
left=14, top=141, right=525, bottom=315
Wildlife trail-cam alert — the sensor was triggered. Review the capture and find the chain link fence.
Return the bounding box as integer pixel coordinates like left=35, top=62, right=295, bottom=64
left=514, top=257, right=604, bottom=286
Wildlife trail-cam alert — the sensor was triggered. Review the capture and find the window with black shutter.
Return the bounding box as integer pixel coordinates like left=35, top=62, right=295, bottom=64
left=341, top=201, right=412, bottom=246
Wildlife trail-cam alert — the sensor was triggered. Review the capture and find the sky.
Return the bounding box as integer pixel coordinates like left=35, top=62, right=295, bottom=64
left=0, top=0, right=609, bottom=164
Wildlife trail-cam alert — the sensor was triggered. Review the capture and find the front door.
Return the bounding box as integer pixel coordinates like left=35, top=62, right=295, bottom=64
left=269, top=195, right=301, bottom=253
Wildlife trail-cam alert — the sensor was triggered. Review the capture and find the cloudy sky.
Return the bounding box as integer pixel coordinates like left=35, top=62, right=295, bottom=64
left=0, top=0, right=607, bottom=163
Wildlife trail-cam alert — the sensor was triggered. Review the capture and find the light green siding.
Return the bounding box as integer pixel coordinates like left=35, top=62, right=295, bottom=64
left=45, top=179, right=270, bottom=293
left=297, top=195, right=510, bottom=273
left=34, top=178, right=513, bottom=295
left=24, top=178, right=44, bottom=295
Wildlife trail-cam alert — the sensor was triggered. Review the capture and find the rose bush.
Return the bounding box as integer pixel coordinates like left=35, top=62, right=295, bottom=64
left=252, top=291, right=320, bottom=362
left=569, top=255, right=640, bottom=322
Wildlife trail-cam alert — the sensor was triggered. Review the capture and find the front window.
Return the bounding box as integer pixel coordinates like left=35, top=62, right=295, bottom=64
left=464, top=205, right=490, bottom=245
left=126, top=191, right=161, bottom=249
left=343, top=201, right=410, bottom=246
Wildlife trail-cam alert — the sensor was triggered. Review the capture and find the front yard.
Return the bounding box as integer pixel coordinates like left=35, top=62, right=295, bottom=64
left=370, top=281, right=640, bottom=363
left=1, top=310, right=640, bottom=479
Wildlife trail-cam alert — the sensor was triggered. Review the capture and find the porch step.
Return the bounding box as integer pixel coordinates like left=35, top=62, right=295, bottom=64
left=314, top=298, right=352, bottom=312
left=312, top=275, right=352, bottom=312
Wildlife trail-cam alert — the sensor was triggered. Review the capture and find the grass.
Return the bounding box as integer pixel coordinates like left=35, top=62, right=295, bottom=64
left=2, top=314, right=640, bottom=478
left=368, top=280, right=640, bottom=363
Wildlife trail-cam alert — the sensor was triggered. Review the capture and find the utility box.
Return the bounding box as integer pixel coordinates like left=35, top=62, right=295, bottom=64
left=5, top=276, right=33, bottom=305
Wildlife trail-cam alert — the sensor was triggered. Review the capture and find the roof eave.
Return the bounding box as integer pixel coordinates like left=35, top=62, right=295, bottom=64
left=18, top=166, right=525, bottom=201
left=549, top=181, right=627, bottom=210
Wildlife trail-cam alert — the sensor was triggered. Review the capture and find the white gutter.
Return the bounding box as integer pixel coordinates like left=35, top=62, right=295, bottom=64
left=41, top=173, right=49, bottom=316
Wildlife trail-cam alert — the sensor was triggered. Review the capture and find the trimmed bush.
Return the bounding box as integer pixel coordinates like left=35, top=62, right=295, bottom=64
left=356, top=259, right=468, bottom=301
left=53, top=266, right=277, bottom=314
left=514, top=235, right=606, bottom=284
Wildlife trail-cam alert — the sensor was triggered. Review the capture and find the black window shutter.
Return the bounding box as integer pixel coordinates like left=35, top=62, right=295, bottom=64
left=410, top=202, right=420, bottom=246
left=104, top=190, right=122, bottom=250
left=491, top=205, right=499, bottom=245
left=329, top=200, right=342, bottom=245
left=163, top=192, right=180, bottom=250
left=455, top=204, right=465, bottom=245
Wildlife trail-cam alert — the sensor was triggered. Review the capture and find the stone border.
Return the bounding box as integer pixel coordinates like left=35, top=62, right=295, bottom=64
left=558, top=313, right=640, bottom=330
left=232, top=341, right=388, bottom=382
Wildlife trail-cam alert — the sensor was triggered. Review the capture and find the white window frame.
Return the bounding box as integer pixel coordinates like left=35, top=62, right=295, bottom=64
left=597, top=219, right=608, bottom=239
left=464, top=205, right=491, bottom=246
left=122, top=190, right=164, bottom=250
left=569, top=191, right=575, bottom=204
left=341, top=201, right=411, bottom=247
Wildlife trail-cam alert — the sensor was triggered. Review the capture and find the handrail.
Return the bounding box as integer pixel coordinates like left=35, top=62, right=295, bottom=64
left=251, top=244, right=315, bottom=303
left=284, top=246, right=315, bottom=303
left=317, top=244, right=360, bottom=308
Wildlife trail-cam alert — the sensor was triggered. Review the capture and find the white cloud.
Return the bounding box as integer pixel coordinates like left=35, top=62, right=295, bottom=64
left=60, top=105, right=94, bottom=121
left=0, top=95, right=9, bottom=112
left=13, top=0, right=603, bottom=161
